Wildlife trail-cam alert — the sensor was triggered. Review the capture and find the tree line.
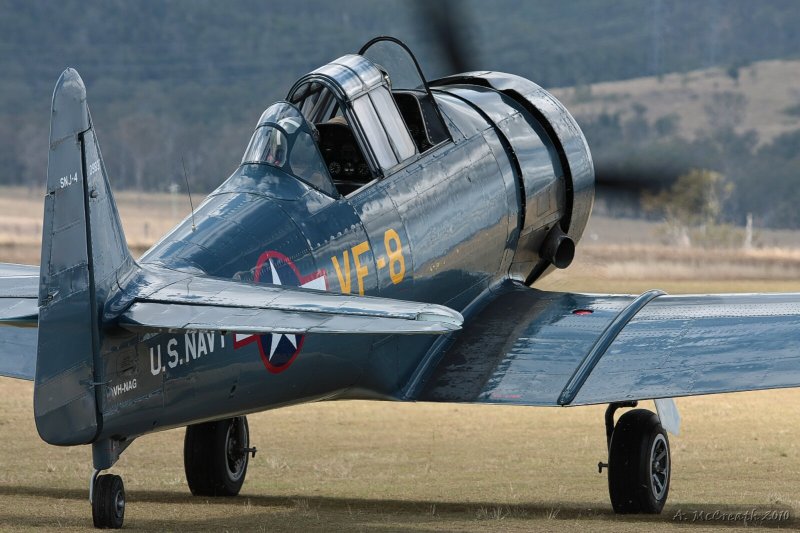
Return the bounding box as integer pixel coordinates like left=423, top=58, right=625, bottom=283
left=1, top=0, right=800, bottom=227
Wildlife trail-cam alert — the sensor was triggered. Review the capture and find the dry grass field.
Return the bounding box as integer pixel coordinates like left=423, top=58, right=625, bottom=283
left=1, top=188, right=800, bottom=531
left=0, top=187, right=190, bottom=263
left=2, top=380, right=799, bottom=532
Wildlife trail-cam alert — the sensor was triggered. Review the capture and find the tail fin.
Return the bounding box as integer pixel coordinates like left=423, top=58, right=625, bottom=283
left=35, top=69, right=135, bottom=445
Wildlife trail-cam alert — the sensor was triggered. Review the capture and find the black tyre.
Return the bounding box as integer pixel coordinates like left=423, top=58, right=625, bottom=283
left=184, top=416, right=250, bottom=496
left=608, top=409, right=670, bottom=514
left=92, top=474, right=125, bottom=529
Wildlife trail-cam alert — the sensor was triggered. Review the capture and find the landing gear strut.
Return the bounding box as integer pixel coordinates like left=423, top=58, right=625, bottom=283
left=184, top=416, right=256, bottom=496
left=601, top=403, right=671, bottom=514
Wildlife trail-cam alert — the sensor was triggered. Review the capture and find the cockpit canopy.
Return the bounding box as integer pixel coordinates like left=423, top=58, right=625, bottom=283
left=242, top=102, right=336, bottom=196
left=240, top=38, right=451, bottom=199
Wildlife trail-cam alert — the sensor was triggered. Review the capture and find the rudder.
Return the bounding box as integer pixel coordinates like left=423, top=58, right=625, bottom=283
left=35, top=68, right=134, bottom=445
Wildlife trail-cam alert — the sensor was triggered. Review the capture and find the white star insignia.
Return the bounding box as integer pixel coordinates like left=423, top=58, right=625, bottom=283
left=234, top=258, right=327, bottom=357
left=267, top=259, right=298, bottom=361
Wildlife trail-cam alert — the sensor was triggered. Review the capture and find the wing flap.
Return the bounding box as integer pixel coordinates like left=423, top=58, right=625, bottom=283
left=414, top=284, right=800, bottom=406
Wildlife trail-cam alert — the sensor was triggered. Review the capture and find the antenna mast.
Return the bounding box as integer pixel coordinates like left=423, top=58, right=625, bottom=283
left=181, top=156, right=197, bottom=232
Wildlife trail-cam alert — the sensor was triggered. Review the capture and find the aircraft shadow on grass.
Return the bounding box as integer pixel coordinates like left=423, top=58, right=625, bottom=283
left=0, top=484, right=795, bottom=530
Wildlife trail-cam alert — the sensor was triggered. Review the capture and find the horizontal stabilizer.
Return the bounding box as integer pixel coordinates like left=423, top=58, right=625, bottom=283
left=0, top=263, right=39, bottom=325
left=0, top=263, right=39, bottom=379
left=119, top=268, right=463, bottom=335
left=0, top=327, right=37, bottom=380
left=0, top=263, right=39, bottom=282
left=0, top=297, right=38, bottom=326
left=0, top=263, right=38, bottom=300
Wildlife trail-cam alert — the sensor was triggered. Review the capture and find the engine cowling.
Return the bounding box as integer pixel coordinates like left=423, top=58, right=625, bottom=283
left=431, top=73, right=594, bottom=284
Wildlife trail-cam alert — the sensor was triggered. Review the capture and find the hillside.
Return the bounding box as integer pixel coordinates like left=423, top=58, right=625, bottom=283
left=1, top=1, right=800, bottom=227
left=553, top=59, right=800, bottom=146
left=3, top=0, right=799, bottom=103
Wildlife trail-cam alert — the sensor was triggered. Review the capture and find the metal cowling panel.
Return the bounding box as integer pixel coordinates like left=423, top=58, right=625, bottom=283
left=432, top=83, right=568, bottom=282
left=432, top=72, right=594, bottom=249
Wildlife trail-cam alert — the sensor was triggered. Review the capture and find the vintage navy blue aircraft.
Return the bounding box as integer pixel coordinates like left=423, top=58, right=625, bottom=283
left=1, top=37, right=799, bottom=528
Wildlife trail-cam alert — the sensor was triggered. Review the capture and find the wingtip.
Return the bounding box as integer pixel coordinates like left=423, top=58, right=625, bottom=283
left=417, top=307, right=464, bottom=330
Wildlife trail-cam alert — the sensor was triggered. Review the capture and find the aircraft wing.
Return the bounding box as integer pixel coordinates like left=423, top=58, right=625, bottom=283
left=119, top=270, right=464, bottom=335
left=0, top=263, right=39, bottom=380
left=413, top=283, right=800, bottom=406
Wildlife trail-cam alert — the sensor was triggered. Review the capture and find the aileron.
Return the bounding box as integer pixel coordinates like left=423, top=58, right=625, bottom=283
left=571, top=292, right=800, bottom=405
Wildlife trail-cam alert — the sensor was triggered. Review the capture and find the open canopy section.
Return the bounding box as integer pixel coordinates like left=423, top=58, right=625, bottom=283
left=359, top=37, right=450, bottom=151
left=242, top=102, right=336, bottom=196
left=359, top=36, right=429, bottom=92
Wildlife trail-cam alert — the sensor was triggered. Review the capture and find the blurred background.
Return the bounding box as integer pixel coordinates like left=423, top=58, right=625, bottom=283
left=1, top=0, right=799, bottom=264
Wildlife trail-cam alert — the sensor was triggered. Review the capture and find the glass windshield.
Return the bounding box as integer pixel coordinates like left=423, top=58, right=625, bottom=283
left=242, top=102, right=337, bottom=196
left=243, top=126, right=289, bottom=166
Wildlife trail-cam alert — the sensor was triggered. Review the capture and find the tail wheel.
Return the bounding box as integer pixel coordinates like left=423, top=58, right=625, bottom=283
left=608, top=409, right=670, bottom=514
left=184, top=416, right=251, bottom=496
left=92, top=474, right=125, bottom=529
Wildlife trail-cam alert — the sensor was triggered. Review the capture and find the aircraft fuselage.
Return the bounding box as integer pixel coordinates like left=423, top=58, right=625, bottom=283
left=95, top=74, right=593, bottom=443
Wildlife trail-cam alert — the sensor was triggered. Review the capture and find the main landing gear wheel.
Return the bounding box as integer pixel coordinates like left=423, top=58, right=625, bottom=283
left=92, top=474, right=125, bottom=529
left=608, top=409, right=670, bottom=514
left=184, top=416, right=256, bottom=496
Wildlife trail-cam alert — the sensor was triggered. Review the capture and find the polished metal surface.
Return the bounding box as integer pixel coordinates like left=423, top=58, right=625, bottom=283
left=573, top=292, right=800, bottom=404
left=418, top=284, right=800, bottom=407
left=417, top=284, right=636, bottom=405
left=432, top=71, right=595, bottom=274
left=558, top=289, right=666, bottom=405
left=434, top=83, right=568, bottom=282
left=0, top=326, right=37, bottom=380
left=120, top=264, right=462, bottom=335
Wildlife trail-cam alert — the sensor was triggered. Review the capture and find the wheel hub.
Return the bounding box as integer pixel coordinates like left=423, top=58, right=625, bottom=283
left=649, top=433, right=669, bottom=500
left=114, top=491, right=125, bottom=517
left=225, top=418, right=248, bottom=481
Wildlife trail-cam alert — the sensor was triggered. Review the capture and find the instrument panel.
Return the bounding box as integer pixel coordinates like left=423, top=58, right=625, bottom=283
left=316, top=123, right=371, bottom=188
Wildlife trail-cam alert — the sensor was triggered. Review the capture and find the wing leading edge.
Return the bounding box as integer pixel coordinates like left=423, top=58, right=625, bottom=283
left=413, top=283, right=800, bottom=406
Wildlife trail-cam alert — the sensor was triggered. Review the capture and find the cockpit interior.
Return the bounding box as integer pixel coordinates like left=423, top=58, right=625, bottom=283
left=289, top=83, right=449, bottom=197
left=289, top=81, right=373, bottom=196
